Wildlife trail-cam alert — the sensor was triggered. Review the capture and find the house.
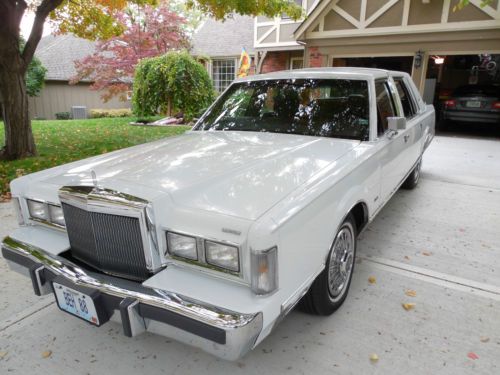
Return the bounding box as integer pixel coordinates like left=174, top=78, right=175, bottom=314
left=191, top=14, right=256, bottom=93
left=194, top=0, right=500, bottom=104
left=29, top=34, right=130, bottom=120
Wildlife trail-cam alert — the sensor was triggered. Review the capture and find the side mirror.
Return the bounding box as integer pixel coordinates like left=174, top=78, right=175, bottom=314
left=387, top=117, right=407, bottom=131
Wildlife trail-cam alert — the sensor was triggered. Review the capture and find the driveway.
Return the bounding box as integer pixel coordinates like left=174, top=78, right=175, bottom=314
left=0, top=135, right=499, bottom=374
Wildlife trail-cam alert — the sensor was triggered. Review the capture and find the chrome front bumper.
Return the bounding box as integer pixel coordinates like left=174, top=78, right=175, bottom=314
left=1, top=236, right=263, bottom=360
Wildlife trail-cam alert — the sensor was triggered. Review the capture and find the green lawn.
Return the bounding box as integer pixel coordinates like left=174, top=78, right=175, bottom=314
left=0, top=117, right=190, bottom=196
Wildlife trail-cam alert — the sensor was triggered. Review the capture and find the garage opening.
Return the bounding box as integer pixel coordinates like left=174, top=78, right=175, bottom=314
left=332, top=56, right=413, bottom=75
left=424, top=54, right=500, bottom=136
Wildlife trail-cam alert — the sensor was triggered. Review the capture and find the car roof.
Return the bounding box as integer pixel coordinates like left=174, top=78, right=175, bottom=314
left=236, top=67, right=403, bottom=82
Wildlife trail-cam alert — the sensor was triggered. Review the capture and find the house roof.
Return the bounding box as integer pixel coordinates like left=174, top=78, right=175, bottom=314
left=191, top=14, right=255, bottom=58
left=35, top=34, right=96, bottom=81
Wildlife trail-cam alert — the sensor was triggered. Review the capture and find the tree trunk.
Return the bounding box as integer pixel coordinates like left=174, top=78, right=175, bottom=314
left=0, top=53, right=37, bottom=160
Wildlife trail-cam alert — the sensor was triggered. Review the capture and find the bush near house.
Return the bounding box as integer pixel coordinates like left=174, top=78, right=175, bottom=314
left=55, top=112, right=71, bottom=120
left=132, top=50, right=215, bottom=121
left=0, top=117, right=190, bottom=196
left=89, top=108, right=133, bottom=118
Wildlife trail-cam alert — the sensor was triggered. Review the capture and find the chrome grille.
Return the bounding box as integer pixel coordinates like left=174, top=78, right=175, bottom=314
left=62, top=202, right=150, bottom=280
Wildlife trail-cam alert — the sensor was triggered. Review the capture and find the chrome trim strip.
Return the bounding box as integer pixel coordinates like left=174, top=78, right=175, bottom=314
left=2, top=236, right=261, bottom=330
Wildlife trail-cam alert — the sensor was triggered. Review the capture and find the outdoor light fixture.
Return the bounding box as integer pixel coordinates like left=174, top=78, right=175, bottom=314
left=433, top=56, right=445, bottom=65
left=414, top=50, right=424, bottom=68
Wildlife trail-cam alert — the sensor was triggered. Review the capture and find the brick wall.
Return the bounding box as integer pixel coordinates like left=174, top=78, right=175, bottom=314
left=309, top=47, right=325, bottom=68
left=261, top=51, right=289, bottom=73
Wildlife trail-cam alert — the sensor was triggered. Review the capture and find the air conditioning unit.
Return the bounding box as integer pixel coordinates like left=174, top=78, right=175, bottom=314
left=71, top=106, right=87, bottom=120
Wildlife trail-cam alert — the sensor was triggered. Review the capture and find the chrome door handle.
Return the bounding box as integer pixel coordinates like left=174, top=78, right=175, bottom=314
left=404, top=134, right=410, bottom=143
left=387, top=130, right=398, bottom=140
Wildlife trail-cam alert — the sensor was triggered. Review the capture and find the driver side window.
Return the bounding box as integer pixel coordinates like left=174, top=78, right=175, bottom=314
left=375, top=80, right=396, bottom=136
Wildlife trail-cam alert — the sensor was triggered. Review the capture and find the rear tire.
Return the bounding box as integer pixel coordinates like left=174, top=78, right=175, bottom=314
left=299, top=214, right=357, bottom=315
left=402, top=158, right=422, bottom=190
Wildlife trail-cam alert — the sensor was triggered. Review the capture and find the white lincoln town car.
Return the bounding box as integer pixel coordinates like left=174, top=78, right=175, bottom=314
left=2, top=68, right=434, bottom=360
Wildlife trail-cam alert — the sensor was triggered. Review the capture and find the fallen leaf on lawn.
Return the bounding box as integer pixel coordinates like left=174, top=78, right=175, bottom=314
left=422, top=252, right=432, bottom=256
left=402, top=303, right=416, bottom=311
left=480, top=337, right=490, bottom=343
left=15, top=169, right=26, bottom=177
left=368, top=276, right=376, bottom=284
left=467, top=352, right=479, bottom=360
left=405, top=290, right=417, bottom=297
left=0, top=351, right=8, bottom=359
left=41, top=350, right=52, bottom=359
left=369, top=353, right=379, bottom=363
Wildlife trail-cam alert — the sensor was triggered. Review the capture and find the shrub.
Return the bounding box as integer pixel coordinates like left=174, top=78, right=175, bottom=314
left=90, top=108, right=133, bottom=118
left=132, top=50, right=215, bottom=121
left=55, top=112, right=71, bottom=120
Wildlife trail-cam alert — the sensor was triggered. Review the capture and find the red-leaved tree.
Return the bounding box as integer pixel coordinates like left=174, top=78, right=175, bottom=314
left=71, top=2, right=188, bottom=102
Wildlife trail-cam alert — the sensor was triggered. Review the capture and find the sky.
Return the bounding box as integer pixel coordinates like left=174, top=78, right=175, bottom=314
left=20, top=12, right=54, bottom=39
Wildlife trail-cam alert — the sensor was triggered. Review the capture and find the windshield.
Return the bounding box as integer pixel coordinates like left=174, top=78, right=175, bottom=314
left=194, top=79, right=370, bottom=141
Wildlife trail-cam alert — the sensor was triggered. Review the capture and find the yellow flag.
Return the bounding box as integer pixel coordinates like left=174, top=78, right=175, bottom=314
left=238, top=48, right=251, bottom=78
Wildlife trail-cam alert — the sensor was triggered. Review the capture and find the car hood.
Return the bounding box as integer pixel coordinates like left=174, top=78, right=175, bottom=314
left=39, top=131, right=360, bottom=220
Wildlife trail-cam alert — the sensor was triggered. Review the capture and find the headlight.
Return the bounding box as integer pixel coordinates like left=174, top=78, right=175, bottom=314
left=48, top=204, right=65, bottom=227
left=167, top=232, right=198, bottom=260
left=27, top=199, right=48, bottom=221
left=26, top=199, right=65, bottom=228
left=250, top=247, right=278, bottom=295
left=205, top=240, right=239, bottom=272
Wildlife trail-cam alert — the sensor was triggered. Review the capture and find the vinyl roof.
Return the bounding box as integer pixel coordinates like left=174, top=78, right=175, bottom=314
left=236, top=67, right=395, bottom=82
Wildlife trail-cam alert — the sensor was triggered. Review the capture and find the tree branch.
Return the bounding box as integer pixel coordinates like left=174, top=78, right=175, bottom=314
left=21, top=0, right=64, bottom=70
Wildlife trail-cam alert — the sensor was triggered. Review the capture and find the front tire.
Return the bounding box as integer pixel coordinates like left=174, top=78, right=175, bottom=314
left=402, top=158, right=422, bottom=190
left=299, top=214, right=357, bottom=315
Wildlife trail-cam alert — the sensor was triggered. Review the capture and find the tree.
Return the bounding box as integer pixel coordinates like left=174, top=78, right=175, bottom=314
left=0, top=0, right=301, bottom=160
left=132, top=50, right=215, bottom=120
left=72, top=2, right=188, bottom=102
left=19, top=38, right=47, bottom=97
left=186, top=0, right=303, bottom=20
left=26, top=55, right=47, bottom=97
left=169, top=0, right=205, bottom=37
left=454, top=0, right=494, bottom=11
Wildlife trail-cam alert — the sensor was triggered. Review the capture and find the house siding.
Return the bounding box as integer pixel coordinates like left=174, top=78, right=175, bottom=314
left=28, top=81, right=130, bottom=120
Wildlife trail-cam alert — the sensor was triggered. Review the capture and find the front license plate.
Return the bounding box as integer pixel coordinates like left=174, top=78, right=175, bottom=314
left=466, top=100, right=481, bottom=108
left=53, top=283, right=100, bottom=325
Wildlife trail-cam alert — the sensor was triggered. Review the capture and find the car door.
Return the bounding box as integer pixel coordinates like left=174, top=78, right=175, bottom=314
left=392, top=75, right=424, bottom=170
left=374, top=79, right=409, bottom=202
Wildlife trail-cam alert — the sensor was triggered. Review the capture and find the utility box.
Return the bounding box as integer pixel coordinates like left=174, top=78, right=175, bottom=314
left=71, top=106, right=87, bottom=120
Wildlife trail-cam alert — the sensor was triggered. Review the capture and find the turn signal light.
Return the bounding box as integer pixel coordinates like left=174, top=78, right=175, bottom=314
left=492, top=101, right=500, bottom=109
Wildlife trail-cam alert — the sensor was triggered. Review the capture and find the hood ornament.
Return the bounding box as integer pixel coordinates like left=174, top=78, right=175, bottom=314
left=91, top=170, right=101, bottom=190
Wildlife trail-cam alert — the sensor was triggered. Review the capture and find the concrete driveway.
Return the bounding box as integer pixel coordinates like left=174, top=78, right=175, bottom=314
left=1, top=134, right=499, bottom=374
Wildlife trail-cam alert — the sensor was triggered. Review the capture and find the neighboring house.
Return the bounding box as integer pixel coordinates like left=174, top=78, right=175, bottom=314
left=29, top=34, right=130, bottom=120
left=191, top=15, right=256, bottom=92
left=194, top=0, right=500, bottom=104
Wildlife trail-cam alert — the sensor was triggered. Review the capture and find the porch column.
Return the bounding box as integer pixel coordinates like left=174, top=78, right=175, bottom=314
left=411, top=50, right=430, bottom=95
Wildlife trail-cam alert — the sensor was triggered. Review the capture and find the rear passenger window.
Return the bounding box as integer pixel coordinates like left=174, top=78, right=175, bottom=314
left=375, top=80, right=396, bottom=135
left=394, top=78, right=416, bottom=118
